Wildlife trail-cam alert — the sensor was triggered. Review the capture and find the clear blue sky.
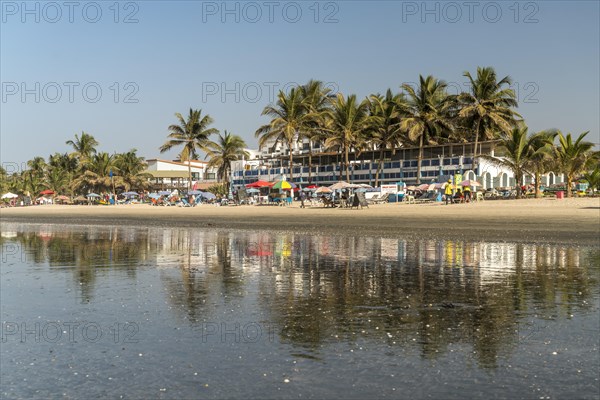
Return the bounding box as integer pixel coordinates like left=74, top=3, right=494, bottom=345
left=1, top=0, right=599, bottom=167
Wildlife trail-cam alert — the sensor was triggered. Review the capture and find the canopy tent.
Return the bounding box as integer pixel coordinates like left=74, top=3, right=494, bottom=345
left=1, top=192, right=18, bottom=199
left=39, top=189, right=55, bottom=195
left=86, top=193, right=100, bottom=198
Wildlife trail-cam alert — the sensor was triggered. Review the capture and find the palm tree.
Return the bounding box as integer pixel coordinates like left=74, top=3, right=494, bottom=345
left=160, top=109, right=218, bottom=190
left=27, top=156, right=47, bottom=179
left=114, top=149, right=152, bottom=192
left=479, top=126, right=545, bottom=199
left=400, top=75, right=453, bottom=183
left=255, top=88, right=311, bottom=182
left=581, top=165, right=600, bottom=196
left=368, top=89, right=406, bottom=186
left=324, top=94, right=372, bottom=181
left=526, top=130, right=556, bottom=198
left=298, top=80, right=334, bottom=184
left=73, top=152, right=121, bottom=194
left=66, top=131, right=98, bottom=164
left=553, top=131, right=595, bottom=197
left=457, top=67, right=520, bottom=170
left=44, top=167, right=70, bottom=195
left=204, top=131, right=249, bottom=193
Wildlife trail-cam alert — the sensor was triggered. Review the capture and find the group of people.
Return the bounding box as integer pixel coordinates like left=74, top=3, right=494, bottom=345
left=444, top=179, right=472, bottom=205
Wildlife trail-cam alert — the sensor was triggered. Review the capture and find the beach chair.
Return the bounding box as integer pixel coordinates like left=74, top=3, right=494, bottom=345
left=404, top=195, right=416, bottom=204
left=350, top=192, right=369, bottom=209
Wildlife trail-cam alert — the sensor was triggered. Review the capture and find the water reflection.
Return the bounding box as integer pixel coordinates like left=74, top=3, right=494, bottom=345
left=1, top=224, right=598, bottom=372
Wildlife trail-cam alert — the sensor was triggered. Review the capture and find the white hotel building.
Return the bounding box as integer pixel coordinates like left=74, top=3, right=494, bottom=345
left=231, top=138, right=565, bottom=190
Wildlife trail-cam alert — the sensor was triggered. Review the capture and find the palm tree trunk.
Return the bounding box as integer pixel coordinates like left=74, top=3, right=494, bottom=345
left=375, top=148, right=384, bottom=187
left=188, top=162, right=192, bottom=191
left=473, top=120, right=480, bottom=175
left=416, top=135, right=423, bottom=184
left=345, top=146, right=350, bottom=182
left=289, top=142, right=294, bottom=182
left=308, top=144, right=312, bottom=184
left=566, top=175, right=573, bottom=198
left=534, top=170, right=541, bottom=198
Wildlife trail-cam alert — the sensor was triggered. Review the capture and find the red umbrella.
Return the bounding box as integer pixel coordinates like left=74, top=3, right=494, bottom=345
left=245, top=180, right=274, bottom=188
left=39, top=189, right=55, bottom=195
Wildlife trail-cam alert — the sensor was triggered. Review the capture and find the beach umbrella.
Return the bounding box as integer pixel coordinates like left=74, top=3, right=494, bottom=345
left=406, top=185, right=418, bottom=190
left=148, top=193, right=161, bottom=199
left=55, top=195, right=70, bottom=201
left=315, top=187, right=332, bottom=194
left=358, top=183, right=373, bottom=188
left=416, top=183, right=430, bottom=191
left=246, top=188, right=260, bottom=194
left=246, top=180, right=274, bottom=188
left=306, top=184, right=319, bottom=189
left=86, top=193, right=100, bottom=198
left=158, top=190, right=171, bottom=196
left=461, top=180, right=481, bottom=187
left=188, top=190, right=203, bottom=195
left=200, top=192, right=216, bottom=200
left=272, top=180, right=296, bottom=190
left=39, top=189, right=55, bottom=195
left=329, top=181, right=353, bottom=190
left=1, top=192, right=18, bottom=199
left=73, top=195, right=87, bottom=202
left=121, top=191, right=139, bottom=197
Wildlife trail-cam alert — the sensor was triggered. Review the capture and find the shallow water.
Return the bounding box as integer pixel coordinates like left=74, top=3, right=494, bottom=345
left=1, top=223, right=599, bottom=399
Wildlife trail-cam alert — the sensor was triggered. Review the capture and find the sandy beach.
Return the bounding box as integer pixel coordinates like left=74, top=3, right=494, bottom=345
left=2, top=197, right=599, bottom=244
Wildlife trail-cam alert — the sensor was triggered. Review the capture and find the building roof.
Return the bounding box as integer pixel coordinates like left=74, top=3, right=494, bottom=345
left=144, top=170, right=190, bottom=178
left=146, top=159, right=206, bottom=168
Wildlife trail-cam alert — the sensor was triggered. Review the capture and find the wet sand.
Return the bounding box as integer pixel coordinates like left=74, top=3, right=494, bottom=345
left=2, top=197, right=599, bottom=244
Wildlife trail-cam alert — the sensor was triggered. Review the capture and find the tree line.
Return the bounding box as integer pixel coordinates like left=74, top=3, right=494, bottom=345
left=2, top=66, right=598, bottom=199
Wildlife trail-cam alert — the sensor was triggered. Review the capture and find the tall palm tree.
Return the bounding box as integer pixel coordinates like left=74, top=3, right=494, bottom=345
left=457, top=67, right=520, bottom=170
left=368, top=89, right=406, bottom=186
left=526, top=130, right=556, bottom=198
left=160, top=109, right=218, bottom=190
left=114, top=149, right=152, bottom=192
left=204, top=131, right=249, bottom=194
left=66, top=131, right=98, bottom=164
left=255, top=88, right=311, bottom=182
left=479, top=126, right=545, bottom=199
left=553, top=131, right=595, bottom=197
left=44, top=167, right=70, bottom=195
left=324, top=94, right=372, bottom=181
left=400, top=75, right=453, bottom=183
left=298, top=80, right=334, bottom=184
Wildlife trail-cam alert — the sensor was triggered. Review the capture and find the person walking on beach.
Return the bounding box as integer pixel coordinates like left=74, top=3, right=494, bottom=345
left=299, top=190, right=306, bottom=208
left=444, top=179, right=454, bottom=205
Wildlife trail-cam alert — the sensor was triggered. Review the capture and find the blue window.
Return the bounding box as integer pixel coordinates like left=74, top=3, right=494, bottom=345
left=431, top=159, right=440, bottom=166
left=443, top=159, right=451, bottom=165
left=411, top=161, right=417, bottom=167
left=403, top=161, right=411, bottom=168
left=384, top=162, right=391, bottom=169
left=392, top=162, right=401, bottom=168
left=422, top=160, right=430, bottom=167
left=452, top=158, right=459, bottom=164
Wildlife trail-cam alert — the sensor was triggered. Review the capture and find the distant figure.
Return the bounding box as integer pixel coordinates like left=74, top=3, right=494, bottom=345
left=444, top=180, right=454, bottom=205
left=454, top=188, right=464, bottom=203
left=463, top=185, right=471, bottom=203
left=299, top=190, right=306, bottom=208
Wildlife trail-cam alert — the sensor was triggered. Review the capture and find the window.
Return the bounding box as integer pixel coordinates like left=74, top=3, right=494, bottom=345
left=431, top=159, right=440, bottom=166
left=392, top=162, right=401, bottom=168
left=421, top=160, right=430, bottom=167
left=191, top=172, right=200, bottom=180
left=205, top=173, right=216, bottom=180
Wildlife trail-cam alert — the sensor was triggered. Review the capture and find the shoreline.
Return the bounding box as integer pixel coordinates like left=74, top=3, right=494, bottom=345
left=2, top=198, right=599, bottom=245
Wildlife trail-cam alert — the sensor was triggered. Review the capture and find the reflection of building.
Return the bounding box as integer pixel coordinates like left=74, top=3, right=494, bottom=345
left=144, top=159, right=219, bottom=190
left=231, top=140, right=565, bottom=189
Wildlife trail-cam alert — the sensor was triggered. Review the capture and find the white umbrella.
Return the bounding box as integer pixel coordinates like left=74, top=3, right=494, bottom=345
left=315, top=187, right=333, bottom=194
left=1, top=192, right=18, bottom=199
left=86, top=193, right=101, bottom=198
left=329, top=181, right=352, bottom=190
